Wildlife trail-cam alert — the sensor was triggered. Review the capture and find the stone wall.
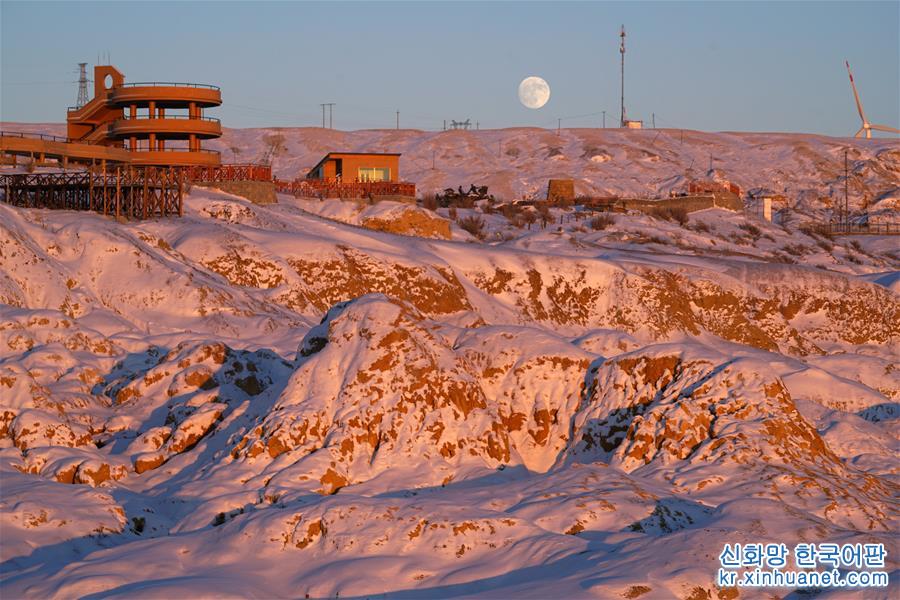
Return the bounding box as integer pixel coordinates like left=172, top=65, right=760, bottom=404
left=194, top=180, right=277, bottom=205
left=620, top=194, right=743, bottom=213
left=547, top=179, right=575, bottom=204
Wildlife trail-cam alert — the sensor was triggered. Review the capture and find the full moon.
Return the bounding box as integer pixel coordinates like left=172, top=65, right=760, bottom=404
left=518, top=76, right=550, bottom=109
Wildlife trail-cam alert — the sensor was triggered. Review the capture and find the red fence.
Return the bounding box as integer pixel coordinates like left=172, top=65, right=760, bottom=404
left=186, top=164, right=272, bottom=183
left=275, top=178, right=416, bottom=199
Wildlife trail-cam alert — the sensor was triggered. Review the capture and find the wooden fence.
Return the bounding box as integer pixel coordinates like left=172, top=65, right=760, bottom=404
left=275, top=178, right=416, bottom=199
left=821, top=222, right=900, bottom=236
left=186, top=164, right=272, bottom=183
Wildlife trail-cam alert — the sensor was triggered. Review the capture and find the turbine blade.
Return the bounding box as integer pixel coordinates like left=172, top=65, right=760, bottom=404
left=869, top=124, right=900, bottom=134
left=845, top=61, right=868, bottom=124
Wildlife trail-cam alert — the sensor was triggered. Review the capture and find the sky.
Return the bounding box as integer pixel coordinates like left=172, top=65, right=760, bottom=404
left=1, top=1, right=898, bottom=136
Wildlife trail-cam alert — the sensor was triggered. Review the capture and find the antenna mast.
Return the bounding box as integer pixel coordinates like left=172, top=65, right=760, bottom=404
left=619, top=25, right=626, bottom=127
left=76, top=63, right=89, bottom=109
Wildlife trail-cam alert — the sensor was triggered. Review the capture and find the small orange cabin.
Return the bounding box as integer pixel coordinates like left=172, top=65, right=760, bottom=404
left=306, top=152, right=400, bottom=183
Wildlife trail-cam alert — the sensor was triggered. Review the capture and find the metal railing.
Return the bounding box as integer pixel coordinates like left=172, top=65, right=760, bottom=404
left=1, top=130, right=70, bottom=143
left=1, top=130, right=224, bottom=157
left=128, top=147, right=220, bottom=154
left=823, top=222, right=900, bottom=235
left=117, top=115, right=220, bottom=123
left=0, top=130, right=106, bottom=146
left=119, top=82, right=220, bottom=90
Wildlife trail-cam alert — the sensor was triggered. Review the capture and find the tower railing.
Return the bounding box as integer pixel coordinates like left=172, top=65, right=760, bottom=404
left=119, top=82, right=220, bottom=90
left=117, top=114, right=220, bottom=122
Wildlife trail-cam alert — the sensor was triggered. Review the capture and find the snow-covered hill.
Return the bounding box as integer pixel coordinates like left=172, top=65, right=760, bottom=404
left=6, top=123, right=900, bottom=208
left=1, top=135, right=899, bottom=597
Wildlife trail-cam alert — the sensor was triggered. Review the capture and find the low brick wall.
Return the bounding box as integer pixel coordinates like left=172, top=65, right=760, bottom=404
left=194, top=180, right=277, bottom=205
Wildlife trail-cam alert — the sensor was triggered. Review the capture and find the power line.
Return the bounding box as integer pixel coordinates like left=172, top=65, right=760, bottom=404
left=228, top=103, right=318, bottom=119
left=560, top=110, right=607, bottom=121
left=540, top=110, right=608, bottom=129
left=337, top=101, right=447, bottom=123
left=1, top=81, right=78, bottom=86
left=1, top=76, right=619, bottom=131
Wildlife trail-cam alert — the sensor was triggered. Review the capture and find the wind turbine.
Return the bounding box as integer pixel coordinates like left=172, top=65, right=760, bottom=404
left=845, top=61, right=900, bottom=138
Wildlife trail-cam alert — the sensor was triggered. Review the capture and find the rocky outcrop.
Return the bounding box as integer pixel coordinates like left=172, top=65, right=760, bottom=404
left=360, top=205, right=452, bottom=239
left=570, top=344, right=898, bottom=530
left=231, top=295, right=592, bottom=490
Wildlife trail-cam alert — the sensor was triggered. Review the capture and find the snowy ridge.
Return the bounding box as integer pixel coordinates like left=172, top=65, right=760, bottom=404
left=5, top=123, right=899, bottom=208
left=1, top=171, right=898, bottom=597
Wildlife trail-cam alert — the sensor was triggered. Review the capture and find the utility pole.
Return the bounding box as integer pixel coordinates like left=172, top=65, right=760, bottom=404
left=602, top=110, right=606, bottom=128
left=396, top=110, right=400, bottom=130
left=327, top=103, right=335, bottom=129
left=844, top=148, right=849, bottom=226
left=619, top=25, right=626, bottom=127
left=476, top=121, right=479, bottom=130
left=652, top=113, right=656, bottom=129
left=557, top=118, right=561, bottom=136
left=443, top=119, right=446, bottom=131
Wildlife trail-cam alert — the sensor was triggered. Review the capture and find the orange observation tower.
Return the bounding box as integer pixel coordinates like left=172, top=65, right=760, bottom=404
left=66, top=65, right=222, bottom=166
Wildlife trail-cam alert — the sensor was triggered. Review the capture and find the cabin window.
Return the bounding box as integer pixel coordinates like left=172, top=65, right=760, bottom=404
left=358, top=167, right=390, bottom=182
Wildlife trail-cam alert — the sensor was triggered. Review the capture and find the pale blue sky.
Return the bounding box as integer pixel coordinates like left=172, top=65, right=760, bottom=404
left=1, top=1, right=898, bottom=136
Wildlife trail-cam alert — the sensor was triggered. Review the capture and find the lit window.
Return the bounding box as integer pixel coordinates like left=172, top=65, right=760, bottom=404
left=358, top=167, right=390, bottom=182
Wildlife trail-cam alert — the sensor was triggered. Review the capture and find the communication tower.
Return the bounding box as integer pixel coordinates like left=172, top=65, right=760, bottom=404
left=619, top=26, right=626, bottom=127
left=76, top=63, right=90, bottom=109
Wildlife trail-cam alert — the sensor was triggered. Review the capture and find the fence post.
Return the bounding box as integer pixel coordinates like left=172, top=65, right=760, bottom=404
left=142, top=167, right=149, bottom=219
left=115, top=167, right=121, bottom=219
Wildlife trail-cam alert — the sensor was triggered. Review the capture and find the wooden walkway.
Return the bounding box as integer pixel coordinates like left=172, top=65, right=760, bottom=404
left=0, top=162, right=278, bottom=219
left=0, top=167, right=184, bottom=219
left=1, top=131, right=133, bottom=166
